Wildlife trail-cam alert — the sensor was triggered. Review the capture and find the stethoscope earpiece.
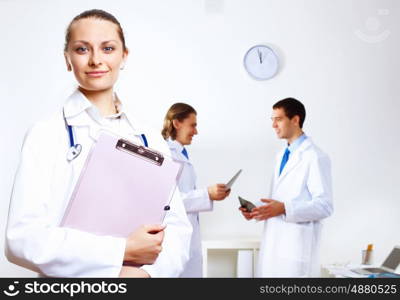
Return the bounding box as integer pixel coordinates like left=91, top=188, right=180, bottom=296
left=67, top=144, right=82, bottom=162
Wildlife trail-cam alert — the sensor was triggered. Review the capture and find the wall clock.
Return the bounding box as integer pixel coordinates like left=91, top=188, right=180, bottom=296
left=243, top=45, right=279, bottom=80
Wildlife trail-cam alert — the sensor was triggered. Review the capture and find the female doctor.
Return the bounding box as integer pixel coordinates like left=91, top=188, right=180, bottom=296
left=161, top=103, right=230, bottom=277
left=5, top=9, right=192, bottom=278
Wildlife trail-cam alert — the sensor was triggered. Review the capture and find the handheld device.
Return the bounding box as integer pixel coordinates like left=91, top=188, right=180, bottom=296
left=238, top=196, right=256, bottom=212
left=226, top=169, right=242, bottom=191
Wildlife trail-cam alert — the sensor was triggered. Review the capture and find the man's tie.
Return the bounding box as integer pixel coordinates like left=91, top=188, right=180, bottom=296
left=181, top=147, right=189, bottom=159
left=279, top=148, right=290, bottom=176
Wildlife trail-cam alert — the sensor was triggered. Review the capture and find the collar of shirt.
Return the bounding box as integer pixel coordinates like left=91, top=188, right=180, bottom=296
left=63, top=89, right=92, bottom=119
left=287, top=133, right=307, bottom=153
left=63, top=89, right=144, bottom=134
left=64, top=90, right=124, bottom=125
left=88, top=101, right=123, bottom=123
left=167, top=138, right=185, bottom=153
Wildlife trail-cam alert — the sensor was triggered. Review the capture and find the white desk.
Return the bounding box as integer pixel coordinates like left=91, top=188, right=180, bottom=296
left=202, top=240, right=260, bottom=277
left=322, top=264, right=375, bottom=278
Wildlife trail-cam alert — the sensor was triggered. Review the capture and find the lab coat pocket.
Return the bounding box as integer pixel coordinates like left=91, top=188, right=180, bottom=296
left=278, top=222, right=313, bottom=263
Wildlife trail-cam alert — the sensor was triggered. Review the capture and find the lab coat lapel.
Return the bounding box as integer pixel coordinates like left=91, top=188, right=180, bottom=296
left=63, top=89, right=91, bottom=119
left=65, top=112, right=100, bottom=142
left=167, top=139, right=191, bottom=165
left=274, top=149, right=285, bottom=183
left=63, top=90, right=99, bottom=141
left=123, top=110, right=147, bottom=135
left=178, top=149, right=191, bottom=164
left=275, top=138, right=312, bottom=186
left=123, top=110, right=157, bottom=146
left=277, top=150, right=301, bottom=183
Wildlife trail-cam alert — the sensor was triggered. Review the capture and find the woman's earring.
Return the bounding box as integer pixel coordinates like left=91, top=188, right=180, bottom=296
left=120, top=64, right=125, bottom=70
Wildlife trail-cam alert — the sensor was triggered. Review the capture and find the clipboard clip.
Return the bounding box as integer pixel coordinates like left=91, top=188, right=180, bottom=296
left=116, top=139, right=164, bottom=166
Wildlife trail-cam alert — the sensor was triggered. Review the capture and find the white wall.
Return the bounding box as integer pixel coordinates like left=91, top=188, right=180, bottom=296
left=1, top=0, right=399, bottom=276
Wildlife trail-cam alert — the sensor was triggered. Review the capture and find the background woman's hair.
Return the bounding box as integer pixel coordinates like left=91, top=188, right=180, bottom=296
left=64, top=9, right=127, bottom=52
left=162, top=103, right=197, bottom=140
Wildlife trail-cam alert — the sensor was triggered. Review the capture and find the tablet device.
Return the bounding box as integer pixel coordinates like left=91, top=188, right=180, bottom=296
left=226, top=169, right=242, bottom=190
left=238, top=196, right=256, bottom=212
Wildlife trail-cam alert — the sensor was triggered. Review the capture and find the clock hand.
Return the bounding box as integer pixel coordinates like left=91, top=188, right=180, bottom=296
left=257, top=49, right=262, bottom=64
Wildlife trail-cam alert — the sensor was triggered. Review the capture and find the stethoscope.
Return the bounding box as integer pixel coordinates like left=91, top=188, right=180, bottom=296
left=63, top=109, right=148, bottom=162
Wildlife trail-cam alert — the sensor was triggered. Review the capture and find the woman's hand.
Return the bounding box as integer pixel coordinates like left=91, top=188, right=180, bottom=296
left=208, top=184, right=230, bottom=200
left=123, top=224, right=165, bottom=265
left=119, top=266, right=150, bottom=278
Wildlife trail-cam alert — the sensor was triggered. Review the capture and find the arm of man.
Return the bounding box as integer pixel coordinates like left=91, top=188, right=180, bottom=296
left=283, top=154, right=333, bottom=223
left=250, top=155, right=333, bottom=222
left=250, top=199, right=285, bottom=221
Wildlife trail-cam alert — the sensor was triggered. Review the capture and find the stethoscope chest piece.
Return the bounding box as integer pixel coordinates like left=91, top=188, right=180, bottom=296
left=67, top=144, right=82, bottom=162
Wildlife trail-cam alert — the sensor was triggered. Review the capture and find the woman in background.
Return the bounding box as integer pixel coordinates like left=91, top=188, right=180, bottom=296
left=162, top=103, right=230, bottom=277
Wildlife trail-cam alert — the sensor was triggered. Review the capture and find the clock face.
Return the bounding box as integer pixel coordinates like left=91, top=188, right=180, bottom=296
left=243, top=45, right=279, bottom=80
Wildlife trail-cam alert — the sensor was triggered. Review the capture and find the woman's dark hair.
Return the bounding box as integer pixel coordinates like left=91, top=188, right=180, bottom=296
left=64, top=9, right=127, bottom=52
left=273, top=97, right=306, bottom=128
left=162, top=103, right=197, bottom=140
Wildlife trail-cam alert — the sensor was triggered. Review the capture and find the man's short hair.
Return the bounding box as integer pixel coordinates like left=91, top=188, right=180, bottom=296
left=273, top=98, right=306, bottom=128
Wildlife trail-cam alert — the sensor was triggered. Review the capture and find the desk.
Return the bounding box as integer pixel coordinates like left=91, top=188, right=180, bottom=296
left=202, top=240, right=260, bottom=277
left=322, top=264, right=376, bottom=278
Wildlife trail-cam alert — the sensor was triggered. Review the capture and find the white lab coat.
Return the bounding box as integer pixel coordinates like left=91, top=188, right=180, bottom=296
left=257, top=137, right=333, bottom=277
left=167, top=139, right=213, bottom=277
left=5, top=90, right=192, bottom=278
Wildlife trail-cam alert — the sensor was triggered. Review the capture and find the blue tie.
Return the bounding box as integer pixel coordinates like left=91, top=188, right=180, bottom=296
left=181, top=148, right=189, bottom=159
left=279, top=148, right=290, bottom=175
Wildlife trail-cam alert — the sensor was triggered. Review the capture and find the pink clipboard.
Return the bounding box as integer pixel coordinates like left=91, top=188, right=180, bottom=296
left=60, top=132, right=183, bottom=238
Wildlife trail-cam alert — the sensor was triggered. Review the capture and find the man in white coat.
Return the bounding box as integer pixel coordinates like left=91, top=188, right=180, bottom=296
left=240, top=97, right=333, bottom=277
left=162, top=103, right=230, bottom=277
